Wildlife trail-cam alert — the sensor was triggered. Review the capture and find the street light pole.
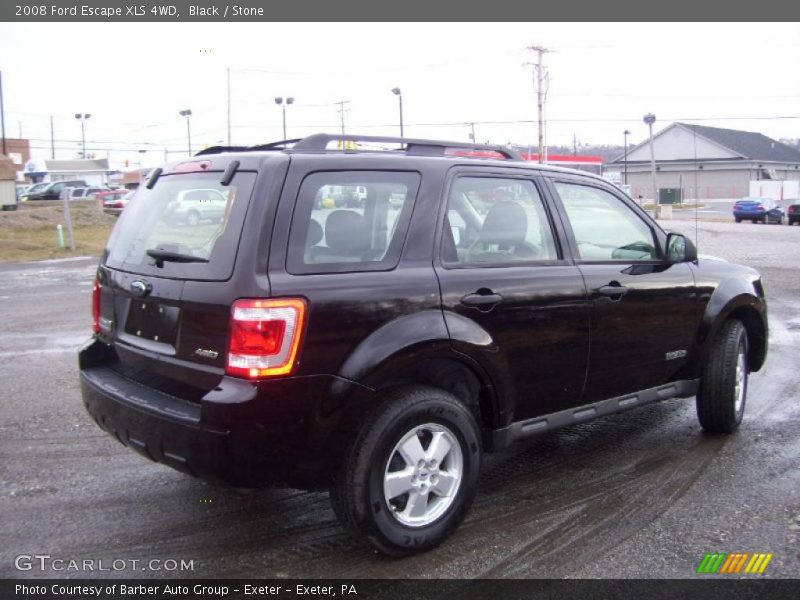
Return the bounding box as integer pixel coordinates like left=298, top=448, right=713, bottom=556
left=643, top=113, right=657, bottom=205
left=0, top=70, right=6, bottom=156
left=623, top=129, right=630, bottom=186
left=74, top=113, right=91, bottom=159
left=391, top=88, right=404, bottom=139
left=179, top=109, right=192, bottom=155
left=274, top=97, right=294, bottom=140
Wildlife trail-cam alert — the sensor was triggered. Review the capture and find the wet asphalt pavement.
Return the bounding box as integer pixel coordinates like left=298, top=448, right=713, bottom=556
left=1, top=220, right=798, bottom=579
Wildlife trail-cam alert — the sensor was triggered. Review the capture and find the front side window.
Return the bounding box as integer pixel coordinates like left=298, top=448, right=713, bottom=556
left=554, top=182, right=658, bottom=261
left=287, top=171, right=420, bottom=274
left=442, top=176, right=558, bottom=265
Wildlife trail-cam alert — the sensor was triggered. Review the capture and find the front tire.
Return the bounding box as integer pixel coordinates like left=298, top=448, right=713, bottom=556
left=330, top=386, right=481, bottom=556
left=696, top=319, right=748, bottom=433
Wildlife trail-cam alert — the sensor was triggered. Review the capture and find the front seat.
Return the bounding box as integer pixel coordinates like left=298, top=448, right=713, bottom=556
left=468, top=201, right=538, bottom=262
left=310, top=210, right=371, bottom=263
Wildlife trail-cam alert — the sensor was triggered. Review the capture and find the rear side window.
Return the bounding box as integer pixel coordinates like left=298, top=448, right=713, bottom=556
left=104, top=172, right=255, bottom=280
left=287, top=171, right=420, bottom=274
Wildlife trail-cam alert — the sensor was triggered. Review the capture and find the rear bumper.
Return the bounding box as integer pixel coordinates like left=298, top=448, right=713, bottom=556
left=79, top=338, right=364, bottom=488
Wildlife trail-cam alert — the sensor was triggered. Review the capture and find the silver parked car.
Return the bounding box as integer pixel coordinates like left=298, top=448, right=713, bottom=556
left=164, top=188, right=230, bottom=225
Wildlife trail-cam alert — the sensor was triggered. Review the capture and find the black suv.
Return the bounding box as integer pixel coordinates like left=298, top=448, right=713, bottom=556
left=79, top=134, right=768, bottom=555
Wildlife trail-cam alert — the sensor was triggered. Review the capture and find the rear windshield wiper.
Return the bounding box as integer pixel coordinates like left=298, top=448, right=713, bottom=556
left=146, top=248, right=209, bottom=266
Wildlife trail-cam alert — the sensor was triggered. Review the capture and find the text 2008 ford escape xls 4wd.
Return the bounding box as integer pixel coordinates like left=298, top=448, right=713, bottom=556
left=79, top=134, right=768, bottom=555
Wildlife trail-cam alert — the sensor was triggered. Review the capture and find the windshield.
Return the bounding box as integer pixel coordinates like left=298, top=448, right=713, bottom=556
left=104, top=171, right=256, bottom=280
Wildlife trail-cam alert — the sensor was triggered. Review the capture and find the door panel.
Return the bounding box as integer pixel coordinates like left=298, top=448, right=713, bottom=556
left=549, top=179, right=698, bottom=401
left=435, top=173, right=590, bottom=423
left=439, top=266, right=590, bottom=420
left=577, top=262, right=697, bottom=401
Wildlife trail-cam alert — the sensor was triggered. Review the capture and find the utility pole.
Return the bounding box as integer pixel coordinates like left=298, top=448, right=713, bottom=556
left=226, top=67, right=231, bottom=145
left=573, top=133, right=577, bottom=156
left=335, top=100, right=351, bottom=148
left=0, top=70, right=6, bottom=156
left=468, top=122, right=476, bottom=144
left=50, top=115, right=55, bottom=159
left=623, top=129, right=630, bottom=186
left=526, top=45, right=550, bottom=164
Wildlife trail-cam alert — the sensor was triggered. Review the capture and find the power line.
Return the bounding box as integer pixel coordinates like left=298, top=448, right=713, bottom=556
left=231, top=115, right=800, bottom=130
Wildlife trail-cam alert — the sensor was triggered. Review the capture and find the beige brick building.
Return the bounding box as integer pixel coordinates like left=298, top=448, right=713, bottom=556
left=605, top=123, right=800, bottom=200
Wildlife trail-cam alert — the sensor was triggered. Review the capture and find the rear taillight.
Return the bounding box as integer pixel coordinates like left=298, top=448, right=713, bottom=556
left=226, top=298, right=306, bottom=379
left=755, top=204, right=764, bottom=211
left=92, top=279, right=100, bottom=334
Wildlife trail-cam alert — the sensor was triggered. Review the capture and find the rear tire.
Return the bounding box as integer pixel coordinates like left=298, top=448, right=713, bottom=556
left=330, top=386, right=481, bottom=556
left=186, top=210, right=201, bottom=226
left=696, top=320, right=748, bottom=433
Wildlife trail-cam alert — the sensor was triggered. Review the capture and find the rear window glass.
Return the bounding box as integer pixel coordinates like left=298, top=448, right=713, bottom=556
left=104, top=172, right=255, bottom=281
left=287, top=171, right=420, bottom=274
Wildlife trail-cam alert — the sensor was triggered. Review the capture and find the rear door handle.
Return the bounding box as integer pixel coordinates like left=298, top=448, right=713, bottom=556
left=461, top=291, right=503, bottom=309
left=597, top=282, right=629, bottom=299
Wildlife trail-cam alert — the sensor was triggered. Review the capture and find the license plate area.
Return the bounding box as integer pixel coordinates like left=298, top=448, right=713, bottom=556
left=124, top=300, right=180, bottom=347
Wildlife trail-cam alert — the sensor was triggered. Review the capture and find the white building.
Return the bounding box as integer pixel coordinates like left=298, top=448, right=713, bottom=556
left=23, top=158, right=111, bottom=186
left=605, top=123, right=800, bottom=200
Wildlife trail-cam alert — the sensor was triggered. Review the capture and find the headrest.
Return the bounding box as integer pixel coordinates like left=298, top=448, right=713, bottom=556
left=325, top=210, right=370, bottom=254
left=306, top=219, right=323, bottom=247
left=480, top=201, right=528, bottom=246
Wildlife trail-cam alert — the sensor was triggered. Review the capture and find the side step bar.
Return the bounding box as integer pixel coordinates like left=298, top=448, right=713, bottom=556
left=491, top=379, right=700, bottom=450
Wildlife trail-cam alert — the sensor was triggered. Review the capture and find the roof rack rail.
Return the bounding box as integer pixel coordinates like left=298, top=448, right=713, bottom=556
left=195, top=145, right=250, bottom=156
left=194, top=134, right=523, bottom=161
left=194, top=139, right=303, bottom=157
left=291, top=133, right=522, bottom=160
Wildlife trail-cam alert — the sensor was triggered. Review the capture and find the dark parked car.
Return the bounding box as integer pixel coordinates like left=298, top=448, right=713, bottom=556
left=19, top=182, right=49, bottom=201
left=80, top=134, right=769, bottom=555
left=786, top=200, right=800, bottom=225
left=733, top=197, right=784, bottom=224
left=25, top=180, right=89, bottom=201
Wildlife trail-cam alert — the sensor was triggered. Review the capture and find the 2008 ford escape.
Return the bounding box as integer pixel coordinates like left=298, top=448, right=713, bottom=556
left=80, top=134, right=768, bottom=555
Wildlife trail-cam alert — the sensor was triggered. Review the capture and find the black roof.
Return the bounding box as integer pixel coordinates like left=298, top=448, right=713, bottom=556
left=678, top=123, right=800, bottom=163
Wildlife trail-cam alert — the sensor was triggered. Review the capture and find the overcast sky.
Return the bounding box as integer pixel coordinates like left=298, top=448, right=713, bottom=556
left=1, top=22, right=799, bottom=168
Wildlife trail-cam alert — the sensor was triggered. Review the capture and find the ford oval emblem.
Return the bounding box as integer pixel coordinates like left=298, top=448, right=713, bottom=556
left=130, top=280, right=151, bottom=298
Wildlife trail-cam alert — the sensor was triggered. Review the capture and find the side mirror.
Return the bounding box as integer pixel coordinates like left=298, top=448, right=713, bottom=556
left=666, top=233, right=697, bottom=263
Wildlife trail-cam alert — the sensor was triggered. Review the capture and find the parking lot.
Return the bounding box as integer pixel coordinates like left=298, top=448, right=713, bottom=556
left=1, top=219, right=798, bottom=579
